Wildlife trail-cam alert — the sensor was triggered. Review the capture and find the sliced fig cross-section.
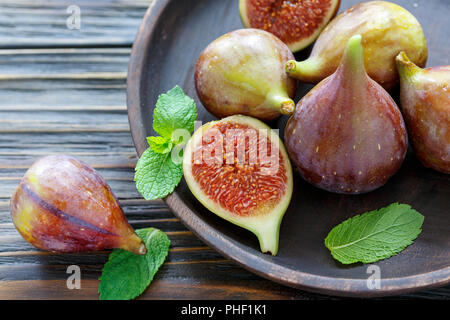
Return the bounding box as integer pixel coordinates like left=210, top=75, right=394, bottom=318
left=239, top=0, right=341, bottom=53
left=183, top=115, right=293, bottom=255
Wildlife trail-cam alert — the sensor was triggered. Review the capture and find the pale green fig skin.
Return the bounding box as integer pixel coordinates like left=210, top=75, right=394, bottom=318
left=285, top=35, right=408, bottom=194
left=183, top=115, right=293, bottom=255
left=396, top=52, right=450, bottom=174
left=285, top=1, right=428, bottom=90
left=195, top=29, right=297, bottom=121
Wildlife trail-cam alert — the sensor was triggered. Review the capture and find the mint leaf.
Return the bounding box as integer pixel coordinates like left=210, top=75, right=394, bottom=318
left=135, top=148, right=182, bottom=200
left=153, top=85, right=197, bottom=140
left=147, top=136, right=173, bottom=154
left=325, top=203, right=424, bottom=264
left=134, top=86, right=197, bottom=200
left=99, top=228, right=170, bottom=300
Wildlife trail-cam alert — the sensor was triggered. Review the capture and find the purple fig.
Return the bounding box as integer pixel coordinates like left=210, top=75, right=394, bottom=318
left=195, top=28, right=297, bottom=121
left=284, top=35, right=408, bottom=194
left=396, top=52, right=450, bottom=173
left=285, top=1, right=428, bottom=90
left=10, top=155, right=146, bottom=255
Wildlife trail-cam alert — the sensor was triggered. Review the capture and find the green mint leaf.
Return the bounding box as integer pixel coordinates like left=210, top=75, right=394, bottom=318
left=325, top=203, right=424, bottom=264
left=99, top=228, right=170, bottom=300
left=135, top=147, right=182, bottom=200
left=147, top=136, right=173, bottom=154
left=153, top=85, right=197, bottom=140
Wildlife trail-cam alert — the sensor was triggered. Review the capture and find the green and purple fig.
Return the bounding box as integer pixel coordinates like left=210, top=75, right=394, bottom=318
left=285, top=1, right=428, bottom=90
left=396, top=52, right=450, bottom=173
left=284, top=35, right=408, bottom=194
left=10, top=155, right=146, bottom=255
left=195, top=29, right=297, bottom=121
left=183, top=115, right=293, bottom=255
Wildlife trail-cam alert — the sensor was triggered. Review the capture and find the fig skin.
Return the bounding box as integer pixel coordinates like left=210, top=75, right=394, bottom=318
left=396, top=52, right=450, bottom=174
left=284, top=35, right=408, bottom=194
left=285, top=1, right=428, bottom=90
left=183, top=115, right=293, bottom=255
left=195, top=28, right=297, bottom=121
left=239, top=0, right=341, bottom=53
left=10, top=155, right=146, bottom=255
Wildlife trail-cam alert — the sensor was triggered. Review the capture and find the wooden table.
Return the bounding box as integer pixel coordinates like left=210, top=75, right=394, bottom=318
left=0, top=0, right=448, bottom=300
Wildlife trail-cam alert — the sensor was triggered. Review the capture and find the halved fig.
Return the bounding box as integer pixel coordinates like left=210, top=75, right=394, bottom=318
left=183, top=115, right=293, bottom=255
left=239, top=0, right=341, bottom=53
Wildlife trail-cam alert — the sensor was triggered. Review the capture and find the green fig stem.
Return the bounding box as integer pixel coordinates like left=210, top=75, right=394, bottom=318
left=338, top=34, right=366, bottom=84
left=285, top=58, right=321, bottom=81
left=255, top=222, right=280, bottom=256
left=266, top=91, right=296, bottom=115
left=396, top=51, right=423, bottom=82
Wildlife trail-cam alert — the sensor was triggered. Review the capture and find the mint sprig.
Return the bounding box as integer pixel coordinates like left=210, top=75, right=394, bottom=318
left=135, top=85, right=197, bottom=200
left=98, top=228, right=170, bottom=300
left=153, top=85, right=197, bottom=140
left=325, top=203, right=424, bottom=264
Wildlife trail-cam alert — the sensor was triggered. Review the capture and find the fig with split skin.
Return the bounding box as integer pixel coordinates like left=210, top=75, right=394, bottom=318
left=239, top=0, right=341, bottom=53
left=284, top=35, right=408, bottom=194
left=10, top=155, right=146, bottom=255
left=396, top=52, right=450, bottom=174
left=195, top=28, right=297, bottom=121
left=285, top=1, right=428, bottom=90
left=183, top=115, right=293, bottom=255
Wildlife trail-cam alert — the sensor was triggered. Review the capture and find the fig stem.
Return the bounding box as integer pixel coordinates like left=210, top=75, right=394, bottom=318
left=338, top=34, right=367, bottom=84
left=285, top=58, right=321, bottom=81
left=396, top=51, right=423, bottom=82
left=266, top=91, right=296, bottom=115
left=122, top=236, right=147, bottom=255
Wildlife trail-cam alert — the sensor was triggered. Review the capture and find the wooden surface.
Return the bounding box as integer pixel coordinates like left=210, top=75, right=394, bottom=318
left=0, top=0, right=448, bottom=300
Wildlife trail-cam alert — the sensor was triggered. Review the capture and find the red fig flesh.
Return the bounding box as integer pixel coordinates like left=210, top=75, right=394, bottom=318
left=183, top=115, right=293, bottom=255
left=285, top=1, right=428, bottom=90
left=239, top=0, right=340, bottom=53
left=396, top=52, right=450, bottom=173
left=284, top=35, right=408, bottom=194
left=10, top=155, right=146, bottom=255
left=195, top=29, right=297, bottom=121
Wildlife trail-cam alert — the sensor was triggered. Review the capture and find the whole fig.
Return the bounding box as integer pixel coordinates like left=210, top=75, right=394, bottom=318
left=396, top=52, right=450, bottom=173
left=10, top=155, right=146, bottom=255
left=285, top=1, right=427, bottom=90
left=284, top=35, right=408, bottom=194
left=195, top=29, right=297, bottom=121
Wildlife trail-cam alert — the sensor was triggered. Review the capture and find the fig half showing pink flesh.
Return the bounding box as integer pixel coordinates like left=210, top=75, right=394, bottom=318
left=183, top=115, right=293, bottom=255
left=10, top=155, right=146, bottom=255
left=195, top=29, right=297, bottom=121
left=239, top=0, right=341, bottom=53
left=284, top=35, right=408, bottom=194
left=396, top=52, right=450, bottom=174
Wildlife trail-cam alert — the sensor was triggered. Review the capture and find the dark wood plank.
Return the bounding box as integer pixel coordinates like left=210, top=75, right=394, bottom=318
left=0, top=0, right=151, bottom=48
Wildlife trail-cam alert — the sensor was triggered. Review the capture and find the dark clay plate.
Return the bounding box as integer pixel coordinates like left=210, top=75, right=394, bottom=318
left=127, top=0, right=450, bottom=297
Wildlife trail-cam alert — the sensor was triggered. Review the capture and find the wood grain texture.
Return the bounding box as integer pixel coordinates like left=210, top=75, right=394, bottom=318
left=0, top=0, right=151, bottom=48
left=0, top=0, right=448, bottom=300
